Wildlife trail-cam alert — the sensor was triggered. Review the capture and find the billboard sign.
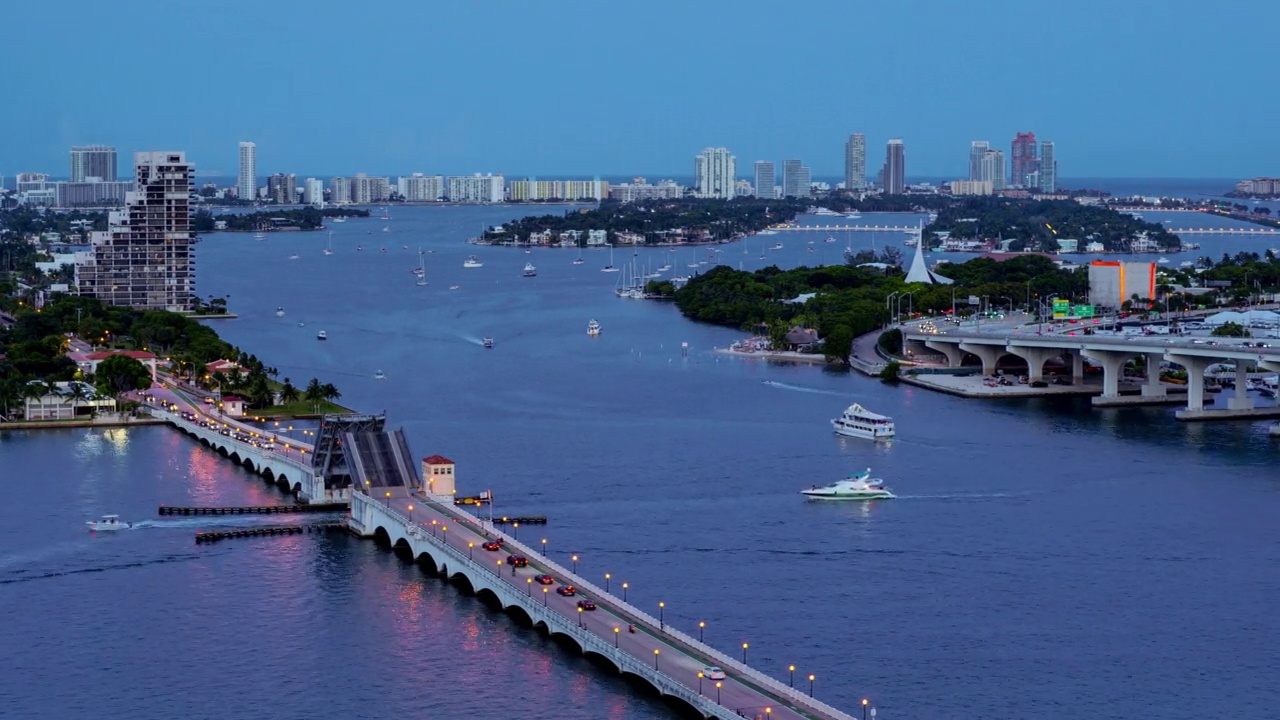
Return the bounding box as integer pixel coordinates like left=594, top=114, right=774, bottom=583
left=1052, top=299, right=1070, bottom=319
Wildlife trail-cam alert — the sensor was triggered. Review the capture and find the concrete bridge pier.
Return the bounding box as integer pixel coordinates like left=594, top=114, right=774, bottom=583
left=925, top=340, right=967, bottom=369
left=1228, top=361, right=1255, bottom=411
left=1085, top=350, right=1133, bottom=403
left=1167, top=354, right=1214, bottom=412
left=1070, top=351, right=1085, bottom=384
left=1141, top=353, right=1167, bottom=397
left=1007, top=345, right=1062, bottom=383
left=958, top=342, right=1004, bottom=375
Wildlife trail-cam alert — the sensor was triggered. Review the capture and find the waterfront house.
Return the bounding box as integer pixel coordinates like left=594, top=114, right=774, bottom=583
left=23, top=381, right=116, bottom=421
left=783, top=327, right=821, bottom=352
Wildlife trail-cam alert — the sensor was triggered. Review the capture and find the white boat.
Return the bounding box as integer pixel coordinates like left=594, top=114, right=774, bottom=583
left=602, top=244, right=620, bottom=273
left=1179, top=261, right=1195, bottom=268
left=770, top=243, right=784, bottom=251
left=254, top=232, right=267, bottom=241
left=824, top=236, right=837, bottom=243
left=464, top=255, right=483, bottom=268
left=374, top=370, right=387, bottom=380
left=831, top=403, right=895, bottom=440
left=1157, top=257, right=1170, bottom=264
left=87, top=514, right=132, bottom=531
left=317, top=330, right=327, bottom=340
left=845, top=211, right=863, bottom=219
left=324, top=231, right=334, bottom=256
left=801, top=469, right=895, bottom=500
left=758, top=229, right=779, bottom=236
left=382, top=226, right=390, bottom=233
left=330, top=216, right=346, bottom=223
left=523, top=262, right=537, bottom=277
left=416, top=249, right=428, bottom=286
left=482, top=337, right=494, bottom=348
left=288, top=252, right=300, bottom=260
left=449, top=285, right=460, bottom=290
left=275, top=307, right=285, bottom=317
left=587, top=319, right=602, bottom=336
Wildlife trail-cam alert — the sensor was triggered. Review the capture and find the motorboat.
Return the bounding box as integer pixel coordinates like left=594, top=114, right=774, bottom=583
left=87, top=514, right=132, bottom=531
left=317, top=330, right=327, bottom=340
left=482, top=338, right=495, bottom=348
left=825, top=236, right=837, bottom=243
left=449, top=285, right=460, bottom=290
left=801, top=469, right=895, bottom=500
left=374, top=369, right=386, bottom=380
left=275, top=307, right=285, bottom=317
left=464, top=256, right=484, bottom=268
left=382, top=226, right=390, bottom=233
left=573, top=257, right=585, bottom=265
left=288, top=252, right=300, bottom=260
left=523, top=262, right=537, bottom=277
left=379, top=247, right=387, bottom=253
left=587, top=319, right=601, bottom=336
left=770, top=243, right=784, bottom=251
left=253, top=232, right=268, bottom=241
left=602, top=265, right=620, bottom=273
left=330, top=216, right=346, bottom=223
left=831, top=403, right=895, bottom=440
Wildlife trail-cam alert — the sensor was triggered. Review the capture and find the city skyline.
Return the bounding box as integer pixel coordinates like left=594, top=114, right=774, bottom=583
left=2, top=2, right=1275, bottom=178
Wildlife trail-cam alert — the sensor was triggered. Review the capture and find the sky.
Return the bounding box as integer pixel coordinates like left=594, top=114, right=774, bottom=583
left=2, top=0, right=1276, bottom=180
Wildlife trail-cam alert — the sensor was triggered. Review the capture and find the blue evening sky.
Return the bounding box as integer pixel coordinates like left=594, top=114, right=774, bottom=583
left=3, top=0, right=1275, bottom=179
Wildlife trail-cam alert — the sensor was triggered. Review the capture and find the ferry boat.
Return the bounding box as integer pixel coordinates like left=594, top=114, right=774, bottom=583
left=316, top=330, right=327, bottom=341
left=523, top=262, right=537, bottom=277
left=482, top=337, right=494, bottom=348
left=86, top=514, right=132, bottom=531
left=587, top=319, right=601, bottom=336
left=831, top=403, right=895, bottom=440
left=464, top=256, right=483, bottom=268
left=801, top=469, right=895, bottom=500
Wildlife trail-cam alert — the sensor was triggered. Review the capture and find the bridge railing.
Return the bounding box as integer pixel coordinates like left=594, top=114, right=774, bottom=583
left=146, top=405, right=315, bottom=475
left=434, top=500, right=857, bottom=720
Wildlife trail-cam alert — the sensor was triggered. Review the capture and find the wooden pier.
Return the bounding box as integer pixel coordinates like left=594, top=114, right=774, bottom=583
left=159, top=503, right=348, bottom=516
left=195, top=522, right=346, bottom=543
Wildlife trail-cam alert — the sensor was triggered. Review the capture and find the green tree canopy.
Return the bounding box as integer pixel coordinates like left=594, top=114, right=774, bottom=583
left=92, top=355, right=152, bottom=396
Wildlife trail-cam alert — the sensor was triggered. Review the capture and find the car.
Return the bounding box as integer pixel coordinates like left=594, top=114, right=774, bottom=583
left=576, top=598, right=596, bottom=611
left=703, top=666, right=727, bottom=680
left=202, top=397, right=214, bottom=404
left=506, top=554, right=528, bottom=567
left=557, top=585, right=577, bottom=597
left=1030, top=380, right=1048, bottom=388
left=482, top=541, right=502, bottom=552
left=534, top=574, right=555, bottom=585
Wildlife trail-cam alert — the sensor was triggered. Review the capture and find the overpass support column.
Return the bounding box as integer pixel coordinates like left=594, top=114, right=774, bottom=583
left=1006, top=346, right=1062, bottom=383
left=959, top=343, right=1003, bottom=376
left=1141, top=353, right=1166, bottom=397
left=1230, top=361, right=1255, bottom=411
left=1167, top=355, right=1214, bottom=412
left=1071, top=352, right=1085, bottom=384
left=1084, top=350, right=1132, bottom=401
left=924, top=341, right=965, bottom=369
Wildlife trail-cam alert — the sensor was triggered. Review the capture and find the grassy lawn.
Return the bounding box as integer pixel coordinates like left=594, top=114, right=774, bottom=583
left=250, top=399, right=354, bottom=418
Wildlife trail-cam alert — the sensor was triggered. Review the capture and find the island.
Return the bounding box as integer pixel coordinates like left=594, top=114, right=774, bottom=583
left=923, top=197, right=1182, bottom=253
left=193, top=206, right=369, bottom=233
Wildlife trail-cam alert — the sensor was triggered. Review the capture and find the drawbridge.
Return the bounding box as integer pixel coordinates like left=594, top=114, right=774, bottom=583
left=305, top=414, right=419, bottom=501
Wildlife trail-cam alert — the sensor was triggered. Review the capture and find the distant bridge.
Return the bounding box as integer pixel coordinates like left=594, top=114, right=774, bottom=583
left=770, top=224, right=917, bottom=233
left=1167, top=227, right=1280, bottom=235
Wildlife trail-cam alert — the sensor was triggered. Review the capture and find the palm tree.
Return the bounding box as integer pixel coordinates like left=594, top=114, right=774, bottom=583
left=21, top=381, right=49, bottom=419
left=320, top=383, right=341, bottom=403
left=65, top=382, right=91, bottom=417
left=304, top=378, right=323, bottom=402
left=280, top=378, right=300, bottom=404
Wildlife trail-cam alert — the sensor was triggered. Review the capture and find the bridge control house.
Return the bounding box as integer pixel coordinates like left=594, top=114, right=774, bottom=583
left=422, top=455, right=456, bottom=496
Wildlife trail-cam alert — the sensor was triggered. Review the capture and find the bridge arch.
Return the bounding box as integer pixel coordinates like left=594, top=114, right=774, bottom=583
left=391, top=537, right=415, bottom=561
left=505, top=603, right=534, bottom=627
left=583, top=649, right=621, bottom=674
left=475, top=586, right=506, bottom=611
left=262, top=467, right=276, bottom=481
left=372, top=526, right=392, bottom=547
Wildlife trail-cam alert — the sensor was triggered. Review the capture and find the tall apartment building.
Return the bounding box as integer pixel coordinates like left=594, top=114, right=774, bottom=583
left=55, top=181, right=132, bottom=207
left=267, top=173, right=297, bottom=204
left=782, top=159, right=811, bottom=198
left=968, top=141, right=989, bottom=181
left=329, top=176, right=351, bottom=204
left=607, top=178, right=684, bottom=203
left=237, top=141, right=257, bottom=199
left=753, top=161, right=776, bottom=199
left=75, top=151, right=195, bottom=312
left=447, top=174, right=505, bottom=203
left=507, top=178, right=607, bottom=202
left=70, top=145, right=118, bottom=182
left=882, top=139, right=905, bottom=195
left=303, top=178, right=324, bottom=205
left=844, top=134, right=867, bottom=190
left=1038, top=141, right=1057, bottom=193
left=397, top=173, right=445, bottom=202
left=970, top=148, right=1006, bottom=190
left=1010, top=132, right=1038, bottom=187
left=693, top=147, right=736, bottom=199
left=351, top=174, right=391, bottom=204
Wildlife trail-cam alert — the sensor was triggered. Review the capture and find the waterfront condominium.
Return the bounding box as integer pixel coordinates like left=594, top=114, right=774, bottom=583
left=753, top=161, right=776, bottom=199
left=70, top=145, right=117, bottom=182
left=882, top=139, right=905, bottom=195
left=970, top=145, right=1006, bottom=191
left=397, top=173, right=445, bottom=202
left=968, top=141, right=989, bottom=181
left=75, top=151, right=195, bottom=312
left=447, top=173, right=505, bottom=203
left=1010, top=131, right=1038, bottom=187
left=782, top=159, right=811, bottom=198
left=844, top=134, right=866, bottom=190
left=694, top=147, right=736, bottom=199
left=238, top=141, right=257, bottom=199
left=1038, top=141, right=1057, bottom=193
left=303, top=177, right=324, bottom=204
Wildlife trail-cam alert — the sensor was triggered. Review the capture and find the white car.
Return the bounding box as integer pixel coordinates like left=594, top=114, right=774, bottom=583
left=703, top=666, right=726, bottom=680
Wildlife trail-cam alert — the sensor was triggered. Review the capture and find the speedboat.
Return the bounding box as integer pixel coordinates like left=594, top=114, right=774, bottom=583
left=482, top=337, right=494, bottom=348
left=317, top=330, right=327, bottom=340
left=801, top=469, right=895, bottom=500
left=464, top=256, right=483, bottom=268
left=275, top=307, right=285, bottom=317
left=587, top=319, right=601, bottom=336
left=374, top=369, right=386, bottom=380
left=770, top=243, right=784, bottom=251
left=87, top=514, right=132, bottom=531
left=253, top=232, right=267, bottom=241
left=831, top=403, right=895, bottom=440
left=449, top=285, right=460, bottom=290
left=523, top=262, right=537, bottom=277
left=572, top=258, right=585, bottom=265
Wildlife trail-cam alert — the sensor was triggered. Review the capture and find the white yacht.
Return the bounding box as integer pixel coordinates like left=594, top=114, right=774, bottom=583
left=482, top=337, right=494, bottom=348
left=317, top=330, right=327, bottom=340
left=801, top=469, right=895, bottom=500
left=275, top=307, right=285, bottom=317
left=573, top=257, right=585, bottom=265
left=523, top=262, right=537, bottom=277
left=253, top=232, right=267, bottom=241
left=587, top=319, right=602, bottom=336
left=831, top=403, right=895, bottom=440
left=464, top=256, right=483, bottom=268
left=87, top=514, right=132, bottom=531
left=374, top=369, right=386, bottom=380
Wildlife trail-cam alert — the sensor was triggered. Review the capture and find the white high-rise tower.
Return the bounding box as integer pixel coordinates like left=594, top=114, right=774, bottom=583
left=693, top=147, right=736, bottom=199
left=238, top=141, right=257, bottom=199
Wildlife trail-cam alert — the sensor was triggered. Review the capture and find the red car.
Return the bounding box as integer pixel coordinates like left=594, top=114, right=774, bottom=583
left=482, top=541, right=502, bottom=551
left=576, top=599, right=597, bottom=611
left=506, top=555, right=528, bottom=568
left=534, top=574, right=555, bottom=585
left=557, top=585, right=577, bottom=597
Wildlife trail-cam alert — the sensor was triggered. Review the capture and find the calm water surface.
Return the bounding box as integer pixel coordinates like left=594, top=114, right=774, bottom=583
left=2, top=205, right=1277, bottom=719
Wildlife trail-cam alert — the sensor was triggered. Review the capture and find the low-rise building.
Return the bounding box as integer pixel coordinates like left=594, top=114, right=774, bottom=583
left=422, top=454, right=456, bottom=495
left=607, top=178, right=684, bottom=203
left=78, top=350, right=160, bottom=383
left=23, top=381, right=116, bottom=420
left=949, top=180, right=993, bottom=196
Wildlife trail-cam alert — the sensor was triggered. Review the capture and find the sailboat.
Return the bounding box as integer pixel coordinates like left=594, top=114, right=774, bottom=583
left=573, top=244, right=585, bottom=265
left=416, top=249, right=427, bottom=286
left=324, top=231, right=334, bottom=256
left=601, top=244, right=620, bottom=273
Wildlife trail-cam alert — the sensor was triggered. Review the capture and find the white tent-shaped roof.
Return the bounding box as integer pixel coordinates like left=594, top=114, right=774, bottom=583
left=904, top=224, right=953, bottom=285
left=1202, top=309, right=1280, bottom=326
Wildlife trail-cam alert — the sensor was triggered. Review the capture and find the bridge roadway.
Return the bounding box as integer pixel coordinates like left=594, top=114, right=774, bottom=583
left=351, top=490, right=861, bottom=720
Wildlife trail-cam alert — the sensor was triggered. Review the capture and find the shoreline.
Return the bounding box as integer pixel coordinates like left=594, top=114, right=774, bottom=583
left=0, top=414, right=166, bottom=431
left=715, top=347, right=831, bottom=364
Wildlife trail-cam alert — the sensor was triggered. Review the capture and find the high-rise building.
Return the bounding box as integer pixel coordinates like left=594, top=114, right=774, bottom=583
left=693, top=147, right=736, bottom=199
left=606, top=178, right=684, bottom=202
left=968, top=141, right=989, bottom=181
left=882, top=139, right=905, bottom=195
left=75, top=151, right=195, bottom=312
left=506, top=178, right=606, bottom=202
left=753, top=161, right=776, bottom=199
left=329, top=177, right=351, bottom=204
left=844, top=134, right=867, bottom=190
left=972, top=149, right=1006, bottom=190
left=351, top=173, right=391, bottom=204
left=267, top=173, right=297, bottom=204
left=782, top=160, right=811, bottom=198
left=397, top=173, right=445, bottom=202
left=446, top=174, right=505, bottom=203
left=70, top=145, right=117, bottom=182
left=237, top=141, right=257, bottom=199
left=1011, top=132, right=1038, bottom=187
left=1038, top=141, right=1057, bottom=193
left=303, top=178, right=324, bottom=205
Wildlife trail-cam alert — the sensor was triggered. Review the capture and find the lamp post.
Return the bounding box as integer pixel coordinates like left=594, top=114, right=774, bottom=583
left=384, top=491, right=390, bottom=508
left=808, top=674, right=815, bottom=697
left=698, top=621, right=705, bottom=642
left=407, top=504, right=413, bottom=521
left=571, top=554, right=578, bottom=574
left=540, top=538, right=547, bottom=555
left=468, top=542, right=474, bottom=560
left=430, top=519, right=438, bottom=537
left=697, top=671, right=704, bottom=694
left=741, top=642, right=749, bottom=663
left=788, top=665, right=795, bottom=688
left=605, top=573, right=611, bottom=593
left=622, top=582, right=629, bottom=601
left=613, top=627, right=620, bottom=647
left=496, top=560, right=503, bottom=576
left=526, top=577, right=532, bottom=596
left=653, top=649, right=659, bottom=670
left=862, top=698, right=870, bottom=720
left=542, top=587, right=548, bottom=606
left=886, top=291, right=900, bottom=325
left=577, top=606, right=583, bottom=628
left=715, top=682, right=722, bottom=705
left=512, top=521, right=519, bottom=540
left=659, top=602, right=665, bottom=631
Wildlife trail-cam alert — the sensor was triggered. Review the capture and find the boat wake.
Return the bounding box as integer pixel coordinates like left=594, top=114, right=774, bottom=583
left=760, top=380, right=846, bottom=396
left=0, top=552, right=207, bottom=586
left=892, top=492, right=1026, bottom=501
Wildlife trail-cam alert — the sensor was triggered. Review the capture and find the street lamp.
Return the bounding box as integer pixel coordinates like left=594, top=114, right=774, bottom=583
left=407, top=504, right=415, bottom=521
left=613, top=627, right=620, bottom=647
left=431, top=519, right=438, bottom=537
left=862, top=698, right=870, bottom=720
left=698, top=621, right=705, bottom=642
left=468, top=542, right=474, bottom=560
left=605, top=573, right=611, bottom=593
left=808, top=674, right=815, bottom=697
left=526, top=577, right=532, bottom=596
left=571, top=554, right=578, bottom=574
left=659, top=602, right=665, bottom=631
left=715, top=682, right=722, bottom=705
left=512, top=521, right=519, bottom=539
left=384, top=491, right=390, bottom=508
left=885, top=291, right=900, bottom=324
left=788, top=665, right=795, bottom=688
left=698, top=671, right=704, bottom=694
left=742, top=642, right=749, bottom=663
left=622, top=582, right=629, bottom=601
left=577, top=606, right=584, bottom=627
left=540, top=538, right=547, bottom=555
left=653, top=649, right=659, bottom=670
left=542, top=587, right=548, bottom=606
